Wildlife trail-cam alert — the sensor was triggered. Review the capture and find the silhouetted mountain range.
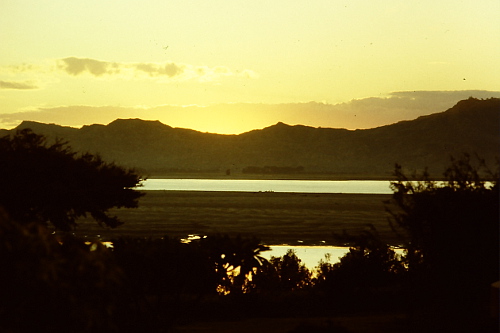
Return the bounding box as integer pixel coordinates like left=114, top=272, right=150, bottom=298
left=2, top=97, right=499, bottom=178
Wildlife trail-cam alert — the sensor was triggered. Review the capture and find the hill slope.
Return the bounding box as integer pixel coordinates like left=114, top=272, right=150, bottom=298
left=3, top=97, right=499, bottom=178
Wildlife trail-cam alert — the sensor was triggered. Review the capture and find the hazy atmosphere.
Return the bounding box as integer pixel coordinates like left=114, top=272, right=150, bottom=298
left=1, top=2, right=499, bottom=332
left=1, top=0, right=499, bottom=133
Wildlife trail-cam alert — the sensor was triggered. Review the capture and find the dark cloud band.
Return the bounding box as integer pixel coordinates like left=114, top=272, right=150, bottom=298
left=59, top=57, right=118, bottom=77
left=0, top=80, right=38, bottom=90
left=57, top=57, right=251, bottom=81
left=1, top=90, right=498, bottom=131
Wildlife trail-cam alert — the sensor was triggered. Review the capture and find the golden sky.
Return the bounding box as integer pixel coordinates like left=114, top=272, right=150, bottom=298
left=1, top=0, right=499, bottom=134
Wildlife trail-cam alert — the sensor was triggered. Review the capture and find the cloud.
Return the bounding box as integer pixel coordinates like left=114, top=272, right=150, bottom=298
left=4, top=63, right=40, bottom=73
left=326, top=90, right=500, bottom=128
left=0, top=105, right=145, bottom=129
left=1, top=90, right=498, bottom=133
left=1, top=58, right=258, bottom=86
left=0, top=80, right=38, bottom=90
left=238, top=69, right=259, bottom=79
left=134, top=62, right=184, bottom=77
left=56, top=57, right=257, bottom=82
left=383, top=90, right=500, bottom=110
left=59, top=57, right=119, bottom=77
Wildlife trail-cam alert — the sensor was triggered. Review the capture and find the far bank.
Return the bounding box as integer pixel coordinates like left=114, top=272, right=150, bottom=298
left=143, top=171, right=395, bottom=181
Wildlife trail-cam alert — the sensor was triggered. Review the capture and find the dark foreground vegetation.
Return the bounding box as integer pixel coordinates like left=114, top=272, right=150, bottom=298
left=0, top=129, right=498, bottom=332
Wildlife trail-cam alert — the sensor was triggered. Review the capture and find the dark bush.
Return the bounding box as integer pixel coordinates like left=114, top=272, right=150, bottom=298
left=249, top=249, right=312, bottom=293
left=0, top=129, right=143, bottom=230
left=0, top=210, right=123, bottom=333
left=388, top=154, right=499, bottom=331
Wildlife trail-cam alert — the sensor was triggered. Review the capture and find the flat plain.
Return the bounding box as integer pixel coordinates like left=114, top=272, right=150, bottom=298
left=76, top=191, right=403, bottom=246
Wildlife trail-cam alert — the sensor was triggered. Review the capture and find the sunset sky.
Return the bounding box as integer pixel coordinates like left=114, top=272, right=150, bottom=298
left=1, top=0, right=499, bottom=134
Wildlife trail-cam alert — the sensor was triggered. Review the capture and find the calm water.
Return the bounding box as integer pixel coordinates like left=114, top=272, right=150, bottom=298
left=178, top=236, right=404, bottom=269
left=263, top=245, right=350, bottom=269
left=140, top=179, right=393, bottom=194
left=179, top=236, right=351, bottom=268
left=263, top=245, right=404, bottom=269
left=139, top=179, right=398, bottom=268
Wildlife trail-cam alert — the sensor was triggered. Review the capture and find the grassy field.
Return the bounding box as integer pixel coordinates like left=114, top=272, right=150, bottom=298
left=75, top=190, right=404, bottom=246
left=146, top=171, right=394, bottom=180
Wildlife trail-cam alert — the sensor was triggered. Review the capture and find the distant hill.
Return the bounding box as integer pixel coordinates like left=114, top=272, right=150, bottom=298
left=2, top=97, right=499, bottom=178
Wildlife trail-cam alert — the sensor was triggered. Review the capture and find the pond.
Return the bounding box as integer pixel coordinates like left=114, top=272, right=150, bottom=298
left=262, top=245, right=404, bottom=270
left=178, top=236, right=403, bottom=269
left=262, top=245, right=350, bottom=269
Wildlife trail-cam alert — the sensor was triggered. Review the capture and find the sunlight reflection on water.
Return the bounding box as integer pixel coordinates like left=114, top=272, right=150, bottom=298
left=263, top=245, right=405, bottom=270
left=99, top=237, right=404, bottom=270
left=263, top=245, right=350, bottom=269
left=140, top=179, right=393, bottom=194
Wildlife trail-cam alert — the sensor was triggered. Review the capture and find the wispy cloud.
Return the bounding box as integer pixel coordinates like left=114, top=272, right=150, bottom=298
left=133, top=62, right=184, bottom=78
left=56, top=57, right=257, bottom=82
left=0, top=80, right=38, bottom=90
left=59, top=57, right=119, bottom=77
left=0, top=57, right=258, bottom=84
left=4, top=63, right=41, bottom=73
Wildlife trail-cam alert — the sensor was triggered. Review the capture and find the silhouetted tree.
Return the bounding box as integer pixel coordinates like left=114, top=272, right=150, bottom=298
left=0, top=129, right=143, bottom=230
left=0, top=209, right=123, bottom=333
left=110, top=236, right=218, bottom=330
left=198, top=234, right=270, bottom=294
left=387, top=154, right=499, bottom=332
left=250, top=249, right=311, bottom=293
left=288, top=320, right=351, bottom=333
left=314, top=228, right=405, bottom=312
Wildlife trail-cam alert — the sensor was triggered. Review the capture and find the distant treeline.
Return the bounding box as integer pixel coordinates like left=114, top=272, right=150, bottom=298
left=146, top=167, right=221, bottom=174
left=242, top=166, right=305, bottom=174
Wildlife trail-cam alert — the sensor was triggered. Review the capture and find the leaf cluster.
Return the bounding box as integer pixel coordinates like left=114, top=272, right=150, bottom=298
left=0, top=210, right=123, bottom=332
left=385, top=154, right=499, bottom=330
left=0, top=129, right=144, bottom=230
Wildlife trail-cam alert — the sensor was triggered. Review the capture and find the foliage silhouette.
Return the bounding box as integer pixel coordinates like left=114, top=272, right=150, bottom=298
left=197, top=234, right=270, bottom=294
left=0, top=129, right=143, bottom=230
left=288, top=320, right=351, bottom=333
left=111, top=235, right=270, bottom=303
left=387, top=154, right=499, bottom=332
left=314, top=229, right=405, bottom=312
left=110, top=236, right=220, bottom=331
left=0, top=209, right=123, bottom=333
left=249, top=249, right=312, bottom=293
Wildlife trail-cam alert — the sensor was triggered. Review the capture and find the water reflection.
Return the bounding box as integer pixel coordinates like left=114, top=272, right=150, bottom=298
left=99, top=236, right=404, bottom=270
left=263, top=245, right=351, bottom=269
left=140, top=178, right=393, bottom=194
left=180, top=234, right=207, bottom=243
left=179, top=234, right=352, bottom=268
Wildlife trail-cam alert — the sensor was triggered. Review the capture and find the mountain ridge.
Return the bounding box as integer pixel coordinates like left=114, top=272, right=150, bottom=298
left=1, top=97, right=498, bottom=178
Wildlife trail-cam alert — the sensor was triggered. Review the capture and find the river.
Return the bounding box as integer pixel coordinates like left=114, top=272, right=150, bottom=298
left=140, top=179, right=393, bottom=194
